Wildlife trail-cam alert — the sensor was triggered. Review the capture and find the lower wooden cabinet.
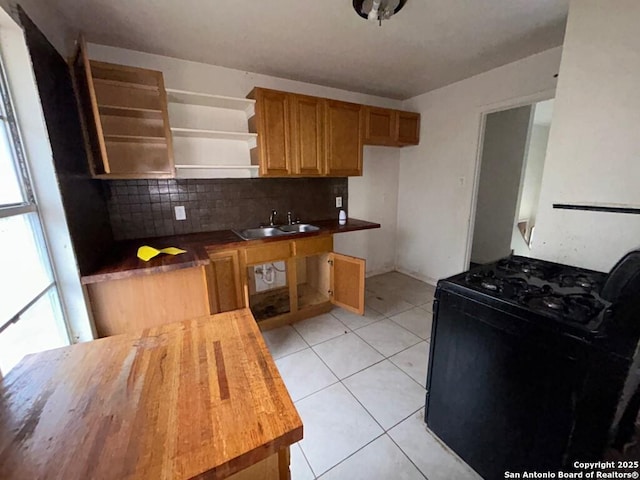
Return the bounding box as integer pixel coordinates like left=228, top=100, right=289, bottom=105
left=86, top=266, right=210, bottom=337
left=87, top=236, right=365, bottom=337
left=206, top=249, right=244, bottom=314
left=237, top=235, right=366, bottom=330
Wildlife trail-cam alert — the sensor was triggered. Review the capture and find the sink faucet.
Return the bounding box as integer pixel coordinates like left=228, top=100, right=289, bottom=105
left=287, top=211, right=293, bottom=225
left=269, top=209, right=278, bottom=226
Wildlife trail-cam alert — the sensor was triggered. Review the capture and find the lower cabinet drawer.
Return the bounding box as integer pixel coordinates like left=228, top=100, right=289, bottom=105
left=292, top=235, right=333, bottom=257
left=243, top=242, right=291, bottom=265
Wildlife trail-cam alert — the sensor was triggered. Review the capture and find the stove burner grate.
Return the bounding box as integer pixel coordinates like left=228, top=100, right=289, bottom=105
left=526, top=293, right=604, bottom=324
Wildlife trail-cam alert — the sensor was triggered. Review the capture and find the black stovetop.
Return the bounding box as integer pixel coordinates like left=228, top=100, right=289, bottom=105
left=444, top=255, right=611, bottom=334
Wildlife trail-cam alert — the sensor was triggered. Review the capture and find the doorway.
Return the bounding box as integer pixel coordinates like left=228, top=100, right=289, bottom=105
left=469, top=99, right=554, bottom=266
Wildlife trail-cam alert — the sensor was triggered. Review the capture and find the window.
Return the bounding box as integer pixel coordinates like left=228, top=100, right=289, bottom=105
left=0, top=51, right=69, bottom=375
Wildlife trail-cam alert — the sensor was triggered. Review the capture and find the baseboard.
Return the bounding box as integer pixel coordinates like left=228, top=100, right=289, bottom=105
left=365, top=267, right=396, bottom=278
left=393, top=266, right=439, bottom=287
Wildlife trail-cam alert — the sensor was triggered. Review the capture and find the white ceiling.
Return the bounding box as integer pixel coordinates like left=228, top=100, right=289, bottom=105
left=49, top=0, right=568, bottom=99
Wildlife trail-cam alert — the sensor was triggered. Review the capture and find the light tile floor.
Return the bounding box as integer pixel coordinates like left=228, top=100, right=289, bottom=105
left=262, top=271, right=482, bottom=479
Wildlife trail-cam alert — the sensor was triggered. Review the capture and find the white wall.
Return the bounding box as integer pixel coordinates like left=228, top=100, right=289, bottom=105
left=337, top=147, right=400, bottom=276
left=397, top=47, right=561, bottom=284
left=471, top=105, right=532, bottom=264
left=87, top=44, right=402, bottom=276
left=531, top=0, right=640, bottom=272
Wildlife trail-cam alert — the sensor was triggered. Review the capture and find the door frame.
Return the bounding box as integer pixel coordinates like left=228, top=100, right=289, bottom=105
left=464, top=89, right=556, bottom=269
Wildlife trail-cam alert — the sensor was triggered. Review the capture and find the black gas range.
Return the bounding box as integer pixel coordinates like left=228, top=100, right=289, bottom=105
left=458, top=255, right=611, bottom=336
left=425, top=251, right=640, bottom=479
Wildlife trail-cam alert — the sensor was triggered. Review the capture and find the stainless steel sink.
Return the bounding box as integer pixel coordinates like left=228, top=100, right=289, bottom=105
left=278, top=224, right=320, bottom=233
left=234, top=227, right=291, bottom=240
left=234, top=224, right=320, bottom=240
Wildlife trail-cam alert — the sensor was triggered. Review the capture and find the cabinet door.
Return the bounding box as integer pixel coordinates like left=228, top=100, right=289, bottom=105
left=396, top=111, right=421, bottom=146
left=251, top=89, right=292, bottom=176
left=364, top=107, right=397, bottom=146
left=71, top=36, right=108, bottom=175
left=207, top=250, right=244, bottom=313
left=72, top=37, right=175, bottom=179
left=329, top=252, right=365, bottom=315
left=290, top=94, right=324, bottom=176
left=325, top=100, right=363, bottom=176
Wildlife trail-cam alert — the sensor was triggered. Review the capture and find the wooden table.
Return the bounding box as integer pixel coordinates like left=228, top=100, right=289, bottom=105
left=0, top=309, right=302, bottom=479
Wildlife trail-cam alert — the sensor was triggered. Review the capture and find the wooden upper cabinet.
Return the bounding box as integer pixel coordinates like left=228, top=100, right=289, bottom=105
left=397, top=111, right=421, bottom=146
left=363, top=107, right=421, bottom=147
left=290, top=94, right=325, bottom=176
left=71, top=37, right=175, bottom=179
left=248, top=88, right=291, bottom=176
left=248, top=87, right=418, bottom=177
left=364, top=107, right=397, bottom=146
left=325, top=100, right=364, bottom=176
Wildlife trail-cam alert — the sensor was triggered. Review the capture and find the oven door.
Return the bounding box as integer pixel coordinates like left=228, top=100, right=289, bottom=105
left=425, top=289, right=588, bottom=479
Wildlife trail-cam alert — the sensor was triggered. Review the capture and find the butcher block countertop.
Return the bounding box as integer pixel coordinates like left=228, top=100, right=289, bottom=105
left=81, top=217, right=380, bottom=284
left=0, top=309, right=303, bottom=480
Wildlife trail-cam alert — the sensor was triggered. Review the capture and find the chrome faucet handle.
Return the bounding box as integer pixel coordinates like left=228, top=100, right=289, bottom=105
left=287, top=211, right=293, bottom=225
left=269, top=209, right=278, bottom=226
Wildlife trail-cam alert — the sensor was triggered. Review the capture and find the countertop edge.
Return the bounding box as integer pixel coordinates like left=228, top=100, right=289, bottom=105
left=81, top=218, right=380, bottom=285
left=0, top=309, right=304, bottom=480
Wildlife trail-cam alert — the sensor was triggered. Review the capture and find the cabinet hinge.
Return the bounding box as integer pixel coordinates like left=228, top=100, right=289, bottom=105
left=328, top=259, right=334, bottom=266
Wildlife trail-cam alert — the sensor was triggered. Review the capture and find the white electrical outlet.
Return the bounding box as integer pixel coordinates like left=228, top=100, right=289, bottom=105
left=174, top=205, right=186, bottom=221
left=336, top=196, right=343, bottom=208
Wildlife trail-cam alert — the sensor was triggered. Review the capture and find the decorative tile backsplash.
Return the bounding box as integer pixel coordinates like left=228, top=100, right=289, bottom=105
left=105, top=178, right=348, bottom=240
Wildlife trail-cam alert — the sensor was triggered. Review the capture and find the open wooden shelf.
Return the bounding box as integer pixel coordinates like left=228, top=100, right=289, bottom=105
left=93, top=77, right=160, bottom=91
left=175, top=164, right=259, bottom=170
left=104, top=134, right=167, bottom=144
left=163, top=86, right=257, bottom=178
left=166, top=88, right=255, bottom=117
left=98, top=104, right=164, bottom=116
left=170, top=127, right=258, bottom=148
left=174, top=164, right=259, bottom=179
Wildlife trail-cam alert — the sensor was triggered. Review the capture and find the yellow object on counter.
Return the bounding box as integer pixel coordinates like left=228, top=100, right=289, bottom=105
left=137, top=245, right=187, bottom=262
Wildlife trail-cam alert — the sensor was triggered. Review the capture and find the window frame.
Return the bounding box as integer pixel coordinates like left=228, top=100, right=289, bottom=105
left=0, top=48, right=69, bottom=341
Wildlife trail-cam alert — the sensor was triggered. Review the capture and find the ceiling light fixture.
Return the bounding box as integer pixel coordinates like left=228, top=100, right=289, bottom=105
left=353, top=0, right=407, bottom=26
